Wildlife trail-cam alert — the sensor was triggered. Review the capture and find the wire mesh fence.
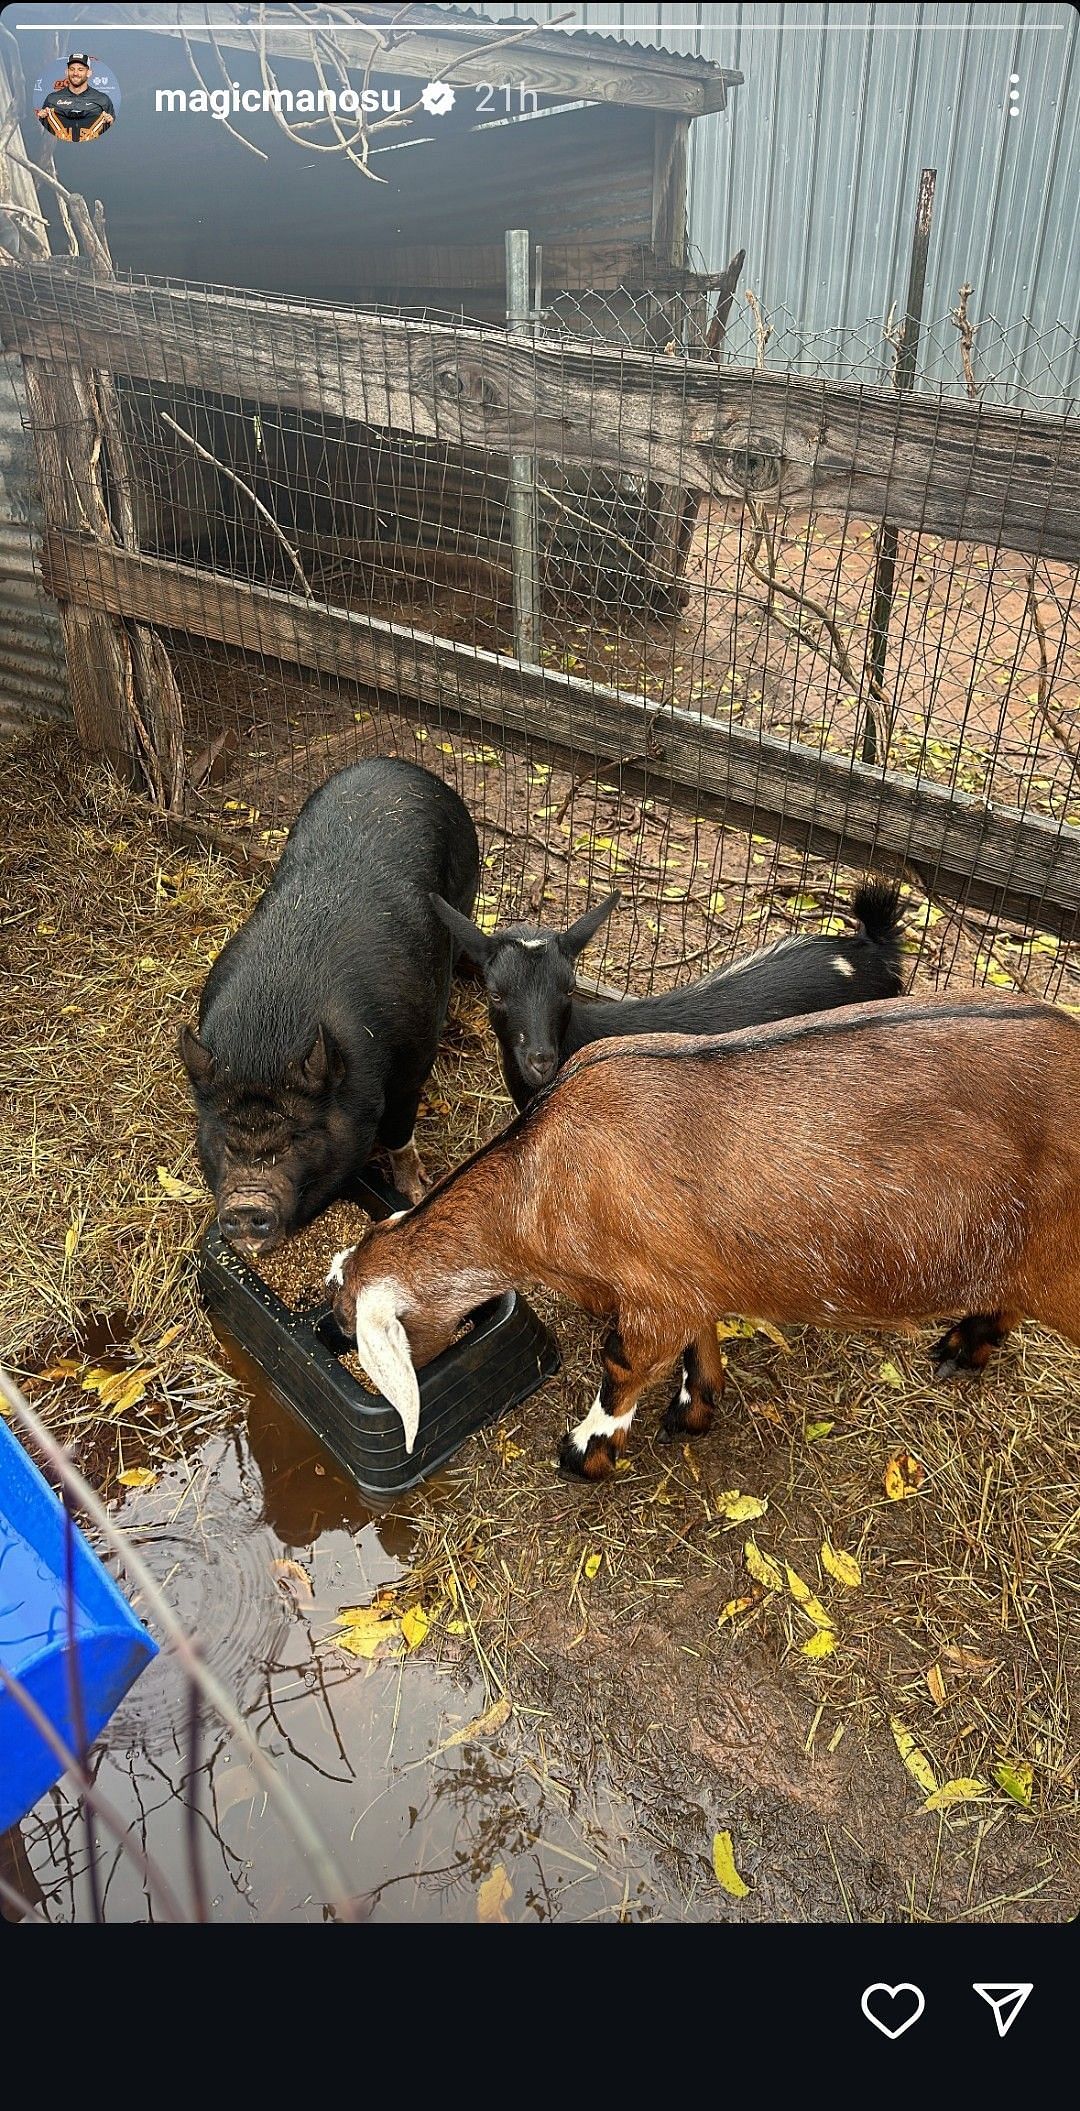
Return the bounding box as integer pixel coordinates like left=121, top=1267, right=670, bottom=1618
left=1, top=254, right=1077, bottom=1008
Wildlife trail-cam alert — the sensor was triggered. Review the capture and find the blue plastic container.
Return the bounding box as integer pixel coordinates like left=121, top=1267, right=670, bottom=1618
left=0, top=1419, right=158, bottom=1832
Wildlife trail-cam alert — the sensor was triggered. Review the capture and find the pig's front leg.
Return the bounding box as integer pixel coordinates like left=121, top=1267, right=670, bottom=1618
left=379, top=1085, right=428, bottom=1205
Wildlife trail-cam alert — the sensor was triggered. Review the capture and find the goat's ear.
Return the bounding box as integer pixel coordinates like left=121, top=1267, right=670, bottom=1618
left=559, top=892, right=620, bottom=960
left=354, top=1283, right=422, bottom=1454
left=289, top=1023, right=346, bottom=1094
left=179, top=1023, right=216, bottom=1090
left=430, top=892, right=494, bottom=966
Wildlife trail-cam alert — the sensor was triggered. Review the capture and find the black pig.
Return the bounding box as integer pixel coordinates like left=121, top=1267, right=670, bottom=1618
left=180, top=759, right=479, bottom=1255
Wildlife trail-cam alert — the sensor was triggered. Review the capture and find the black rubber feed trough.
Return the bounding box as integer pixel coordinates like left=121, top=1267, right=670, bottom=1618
left=197, top=1165, right=560, bottom=1499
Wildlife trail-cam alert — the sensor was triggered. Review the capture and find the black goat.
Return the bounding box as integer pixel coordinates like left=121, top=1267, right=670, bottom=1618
left=432, top=878, right=905, bottom=1111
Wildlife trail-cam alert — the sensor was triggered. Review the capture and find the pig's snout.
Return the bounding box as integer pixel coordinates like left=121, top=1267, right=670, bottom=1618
left=219, top=1191, right=282, bottom=1254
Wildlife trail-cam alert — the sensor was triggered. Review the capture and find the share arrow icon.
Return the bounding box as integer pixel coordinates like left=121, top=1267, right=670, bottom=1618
left=973, top=1984, right=1034, bottom=2038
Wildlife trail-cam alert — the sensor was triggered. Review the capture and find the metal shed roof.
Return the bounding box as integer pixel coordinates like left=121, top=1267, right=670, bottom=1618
left=118, top=3, right=743, bottom=115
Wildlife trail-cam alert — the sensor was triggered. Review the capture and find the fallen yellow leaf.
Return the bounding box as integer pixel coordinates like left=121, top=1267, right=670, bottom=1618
left=805, top=1419, right=835, bottom=1441
left=63, top=1223, right=79, bottom=1261
left=81, top=1366, right=119, bottom=1396
left=476, top=1865, right=512, bottom=1923
left=718, top=1594, right=755, bottom=1626
left=993, top=1760, right=1033, bottom=1806
left=751, top=1318, right=790, bottom=1352
left=715, top=1317, right=757, bottom=1342
left=711, top=1830, right=750, bottom=1897
left=744, top=1540, right=784, bottom=1592
left=400, top=1604, right=431, bottom=1650
left=156, top=1166, right=204, bottom=1202
left=921, top=1777, right=988, bottom=1812
left=884, top=1450, right=926, bottom=1500
left=331, top=1604, right=402, bottom=1659
left=821, top=1542, right=861, bottom=1588
left=107, top=1374, right=149, bottom=1417
left=890, top=1715, right=938, bottom=1796
left=715, top=1490, right=768, bottom=1523
left=583, top=1551, right=602, bottom=1581
left=926, top=1663, right=947, bottom=1707
left=118, top=1467, right=157, bottom=1490
left=802, top=1629, right=837, bottom=1658
left=442, top=1696, right=512, bottom=1749
left=785, top=1565, right=835, bottom=1631
left=877, top=1360, right=905, bottom=1388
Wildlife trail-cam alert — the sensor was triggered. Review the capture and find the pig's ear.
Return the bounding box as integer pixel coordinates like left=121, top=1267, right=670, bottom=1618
left=430, top=892, right=494, bottom=966
left=294, top=1023, right=347, bottom=1093
left=354, top=1283, right=421, bottom=1453
left=179, top=1023, right=216, bottom=1089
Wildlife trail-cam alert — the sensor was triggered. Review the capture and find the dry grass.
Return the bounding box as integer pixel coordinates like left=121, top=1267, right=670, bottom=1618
left=0, top=740, right=258, bottom=1471
left=3, top=730, right=1077, bottom=1917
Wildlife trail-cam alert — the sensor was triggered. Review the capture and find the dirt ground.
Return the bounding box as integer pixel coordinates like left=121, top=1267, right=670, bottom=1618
left=232, top=491, right=1080, bottom=822
left=2, top=739, right=1078, bottom=1921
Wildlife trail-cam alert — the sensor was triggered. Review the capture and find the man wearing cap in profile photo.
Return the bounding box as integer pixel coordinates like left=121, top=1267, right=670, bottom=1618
left=37, top=54, right=115, bottom=144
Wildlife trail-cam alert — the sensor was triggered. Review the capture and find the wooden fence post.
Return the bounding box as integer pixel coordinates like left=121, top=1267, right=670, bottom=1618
left=0, top=69, right=185, bottom=807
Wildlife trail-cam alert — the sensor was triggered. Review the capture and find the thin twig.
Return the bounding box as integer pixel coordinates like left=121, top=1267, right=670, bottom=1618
left=741, top=489, right=883, bottom=705
left=744, top=288, right=772, bottom=370
left=159, top=411, right=315, bottom=601
left=950, top=282, right=983, bottom=403
left=1025, top=562, right=1080, bottom=766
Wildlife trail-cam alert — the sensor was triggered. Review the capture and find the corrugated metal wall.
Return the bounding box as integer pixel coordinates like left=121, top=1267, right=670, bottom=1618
left=472, top=2, right=1080, bottom=406
left=0, top=354, right=68, bottom=735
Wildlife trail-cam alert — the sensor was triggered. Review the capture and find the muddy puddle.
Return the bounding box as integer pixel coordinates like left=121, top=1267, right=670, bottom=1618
left=1, top=1330, right=668, bottom=1924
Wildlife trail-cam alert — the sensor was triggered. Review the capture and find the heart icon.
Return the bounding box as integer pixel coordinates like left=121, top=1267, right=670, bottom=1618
left=861, top=1983, right=926, bottom=2039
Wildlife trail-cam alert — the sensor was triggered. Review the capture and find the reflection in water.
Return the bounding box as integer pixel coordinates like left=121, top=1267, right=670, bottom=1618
left=1, top=1380, right=666, bottom=1922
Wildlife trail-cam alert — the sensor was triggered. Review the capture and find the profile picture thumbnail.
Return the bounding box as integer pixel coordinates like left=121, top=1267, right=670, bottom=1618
left=35, top=53, right=118, bottom=145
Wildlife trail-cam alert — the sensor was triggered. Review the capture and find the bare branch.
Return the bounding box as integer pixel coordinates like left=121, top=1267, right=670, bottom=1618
left=159, top=410, right=316, bottom=601
left=950, top=281, right=983, bottom=403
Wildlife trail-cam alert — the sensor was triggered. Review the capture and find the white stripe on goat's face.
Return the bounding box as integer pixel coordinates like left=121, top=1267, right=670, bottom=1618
left=352, top=1279, right=422, bottom=1454
left=832, top=955, right=856, bottom=978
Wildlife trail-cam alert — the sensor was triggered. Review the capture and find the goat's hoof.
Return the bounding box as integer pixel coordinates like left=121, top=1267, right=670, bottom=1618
left=557, top=1431, right=617, bottom=1481
left=662, top=1389, right=714, bottom=1438
left=930, top=1319, right=1000, bottom=1382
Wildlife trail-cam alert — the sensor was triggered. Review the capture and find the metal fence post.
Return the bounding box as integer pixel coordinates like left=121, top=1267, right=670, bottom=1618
left=505, top=228, right=541, bottom=666
left=862, top=166, right=937, bottom=764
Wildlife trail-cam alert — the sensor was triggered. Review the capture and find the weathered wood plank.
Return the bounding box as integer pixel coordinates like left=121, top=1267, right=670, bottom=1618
left=651, top=116, right=690, bottom=268
left=42, top=529, right=1080, bottom=925
left=4, top=267, right=1076, bottom=560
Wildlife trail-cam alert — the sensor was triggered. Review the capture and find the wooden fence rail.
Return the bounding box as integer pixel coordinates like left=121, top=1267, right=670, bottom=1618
left=2, top=264, right=1078, bottom=560
left=43, top=528, right=1080, bottom=928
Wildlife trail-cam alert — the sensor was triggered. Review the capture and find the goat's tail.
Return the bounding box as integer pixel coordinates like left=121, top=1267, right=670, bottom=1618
left=850, top=875, right=905, bottom=988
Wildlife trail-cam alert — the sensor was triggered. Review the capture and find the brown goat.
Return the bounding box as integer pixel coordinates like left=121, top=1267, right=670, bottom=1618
left=329, top=992, right=1080, bottom=1478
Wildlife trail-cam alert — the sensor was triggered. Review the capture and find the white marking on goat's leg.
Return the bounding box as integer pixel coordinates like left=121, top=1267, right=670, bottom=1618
left=833, top=955, right=856, bottom=978
left=677, top=1365, right=691, bottom=1409
left=388, top=1133, right=427, bottom=1206
left=567, top=1387, right=638, bottom=1457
